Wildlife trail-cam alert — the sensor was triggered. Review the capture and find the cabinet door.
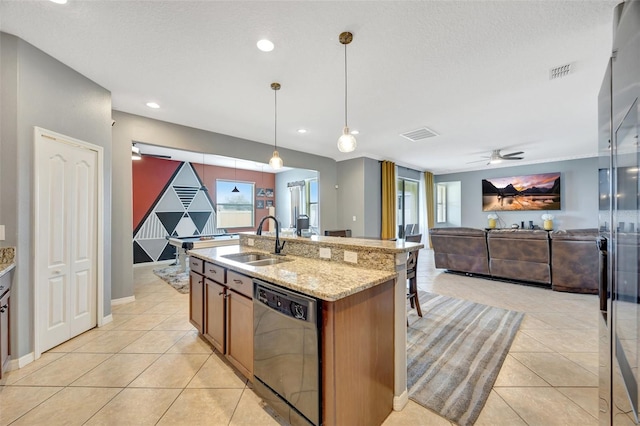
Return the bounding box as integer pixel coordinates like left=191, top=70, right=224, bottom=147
left=0, top=290, right=9, bottom=376
left=189, top=271, right=204, bottom=333
left=226, top=290, right=253, bottom=379
left=205, top=279, right=226, bottom=353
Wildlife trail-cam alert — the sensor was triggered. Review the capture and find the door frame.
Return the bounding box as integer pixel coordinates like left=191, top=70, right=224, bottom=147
left=32, top=127, right=105, bottom=359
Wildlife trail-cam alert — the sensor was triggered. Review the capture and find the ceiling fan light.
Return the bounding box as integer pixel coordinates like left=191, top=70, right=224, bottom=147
left=337, top=127, right=357, bottom=153
left=269, top=150, right=283, bottom=169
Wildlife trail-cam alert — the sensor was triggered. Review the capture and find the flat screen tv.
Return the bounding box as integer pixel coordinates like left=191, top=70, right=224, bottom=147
left=482, top=172, right=561, bottom=211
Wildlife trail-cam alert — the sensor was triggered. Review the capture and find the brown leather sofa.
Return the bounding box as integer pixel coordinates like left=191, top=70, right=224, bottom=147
left=487, top=229, right=551, bottom=284
left=549, top=229, right=598, bottom=294
left=429, top=227, right=490, bottom=275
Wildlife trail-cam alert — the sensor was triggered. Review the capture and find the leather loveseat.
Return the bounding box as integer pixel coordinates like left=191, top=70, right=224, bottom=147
left=487, top=229, right=551, bottom=284
left=429, top=227, right=490, bottom=275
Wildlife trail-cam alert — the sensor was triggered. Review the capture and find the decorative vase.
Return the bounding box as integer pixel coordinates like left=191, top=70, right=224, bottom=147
left=543, top=219, right=553, bottom=230
left=488, top=218, right=496, bottom=229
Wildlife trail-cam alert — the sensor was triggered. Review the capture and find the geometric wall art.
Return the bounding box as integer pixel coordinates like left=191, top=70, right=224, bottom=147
left=133, top=162, right=220, bottom=263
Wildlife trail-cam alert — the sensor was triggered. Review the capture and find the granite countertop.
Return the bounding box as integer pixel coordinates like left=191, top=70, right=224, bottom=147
left=0, top=247, right=16, bottom=279
left=188, top=245, right=397, bottom=302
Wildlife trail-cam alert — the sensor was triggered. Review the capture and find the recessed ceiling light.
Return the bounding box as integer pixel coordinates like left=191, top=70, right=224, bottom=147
left=297, top=129, right=307, bottom=134
left=146, top=102, right=160, bottom=109
left=257, top=39, right=274, bottom=52
left=49, top=0, right=68, bottom=4
left=350, top=130, right=359, bottom=135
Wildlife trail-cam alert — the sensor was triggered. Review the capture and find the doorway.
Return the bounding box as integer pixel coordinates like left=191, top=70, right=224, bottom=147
left=33, top=127, right=104, bottom=357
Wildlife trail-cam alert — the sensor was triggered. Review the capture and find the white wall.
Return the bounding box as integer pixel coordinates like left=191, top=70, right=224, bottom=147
left=0, top=33, right=112, bottom=358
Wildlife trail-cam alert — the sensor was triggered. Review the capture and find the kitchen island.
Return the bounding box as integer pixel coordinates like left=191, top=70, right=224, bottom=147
left=188, top=233, right=422, bottom=426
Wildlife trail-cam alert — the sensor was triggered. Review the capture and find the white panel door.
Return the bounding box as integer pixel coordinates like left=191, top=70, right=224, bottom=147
left=36, top=133, right=97, bottom=352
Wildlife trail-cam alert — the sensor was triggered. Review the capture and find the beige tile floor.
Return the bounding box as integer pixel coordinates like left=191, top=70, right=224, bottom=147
left=0, top=249, right=599, bottom=425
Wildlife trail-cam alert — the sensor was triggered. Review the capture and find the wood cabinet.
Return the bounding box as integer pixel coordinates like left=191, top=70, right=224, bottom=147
left=226, top=289, right=253, bottom=378
left=204, top=278, right=226, bottom=353
left=0, top=272, right=11, bottom=378
left=189, top=270, right=204, bottom=333
left=191, top=257, right=253, bottom=379
left=322, top=279, right=395, bottom=426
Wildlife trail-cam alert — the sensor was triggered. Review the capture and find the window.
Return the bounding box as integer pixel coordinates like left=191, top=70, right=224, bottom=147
left=397, top=178, right=419, bottom=238
left=216, top=180, right=254, bottom=228
left=436, top=183, right=447, bottom=223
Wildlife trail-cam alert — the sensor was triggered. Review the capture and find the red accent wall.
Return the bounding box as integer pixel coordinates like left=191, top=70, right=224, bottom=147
left=132, top=157, right=180, bottom=228
left=132, top=157, right=276, bottom=232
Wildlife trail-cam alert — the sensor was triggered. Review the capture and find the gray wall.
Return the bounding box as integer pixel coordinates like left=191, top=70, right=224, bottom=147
left=274, top=168, right=319, bottom=230
left=111, top=111, right=339, bottom=299
left=0, top=33, right=112, bottom=358
left=434, top=157, right=598, bottom=230
left=336, top=157, right=381, bottom=237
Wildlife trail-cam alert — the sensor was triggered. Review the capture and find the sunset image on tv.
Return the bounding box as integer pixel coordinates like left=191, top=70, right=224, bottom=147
left=482, top=172, right=561, bottom=211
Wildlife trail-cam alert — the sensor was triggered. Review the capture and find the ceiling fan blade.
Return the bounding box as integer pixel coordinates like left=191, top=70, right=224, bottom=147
left=502, top=151, right=524, bottom=157
left=466, top=158, right=489, bottom=164
left=502, top=156, right=523, bottom=160
left=141, top=153, right=172, bottom=159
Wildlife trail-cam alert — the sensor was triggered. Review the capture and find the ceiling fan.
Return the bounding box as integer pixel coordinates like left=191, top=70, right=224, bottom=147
left=131, top=143, right=171, bottom=161
left=469, top=149, right=524, bottom=165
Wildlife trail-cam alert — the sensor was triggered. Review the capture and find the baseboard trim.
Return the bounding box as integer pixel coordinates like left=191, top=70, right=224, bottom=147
left=7, top=352, right=35, bottom=371
left=111, top=295, right=135, bottom=306
left=101, top=314, right=113, bottom=326
left=393, top=389, right=409, bottom=411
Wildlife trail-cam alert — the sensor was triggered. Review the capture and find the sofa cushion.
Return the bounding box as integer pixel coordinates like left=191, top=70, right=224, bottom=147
left=549, top=229, right=599, bottom=294
left=430, top=227, right=489, bottom=275
left=487, top=229, right=550, bottom=283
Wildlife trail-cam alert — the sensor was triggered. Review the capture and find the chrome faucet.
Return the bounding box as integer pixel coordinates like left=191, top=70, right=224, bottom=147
left=256, top=215, right=286, bottom=255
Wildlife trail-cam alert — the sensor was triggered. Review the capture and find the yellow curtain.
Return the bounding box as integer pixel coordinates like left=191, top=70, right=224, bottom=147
left=381, top=160, right=396, bottom=239
left=424, top=171, right=435, bottom=246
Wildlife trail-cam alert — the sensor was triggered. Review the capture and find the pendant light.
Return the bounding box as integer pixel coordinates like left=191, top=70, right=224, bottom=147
left=232, top=159, right=240, bottom=192
left=269, top=82, right=284, bottom=169
left=337, top=31, right=356, bottom=153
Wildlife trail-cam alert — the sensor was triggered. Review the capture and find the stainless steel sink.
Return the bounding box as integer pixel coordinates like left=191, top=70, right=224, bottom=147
left=222, top=253, right=291, bottom=266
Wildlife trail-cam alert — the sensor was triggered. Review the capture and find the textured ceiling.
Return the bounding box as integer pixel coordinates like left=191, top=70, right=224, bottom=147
left=0, top=0, right=619, bottom=174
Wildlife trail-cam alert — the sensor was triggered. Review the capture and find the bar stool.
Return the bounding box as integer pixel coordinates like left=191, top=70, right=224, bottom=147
left=406, top=234, right=422, bottom=317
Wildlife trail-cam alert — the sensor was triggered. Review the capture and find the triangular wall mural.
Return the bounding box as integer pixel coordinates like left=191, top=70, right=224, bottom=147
left=133, top=162, right=220, bottom=263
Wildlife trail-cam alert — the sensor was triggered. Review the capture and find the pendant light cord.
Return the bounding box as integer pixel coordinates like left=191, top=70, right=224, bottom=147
left=274, top=88, right=278, bottom=150
left=344, top=42, right=348, bottom=127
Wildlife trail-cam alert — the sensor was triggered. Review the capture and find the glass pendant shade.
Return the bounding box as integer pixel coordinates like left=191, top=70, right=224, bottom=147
left=337, top=127, right=357, bottom=153
left=269, top=150, right=283, bottom=169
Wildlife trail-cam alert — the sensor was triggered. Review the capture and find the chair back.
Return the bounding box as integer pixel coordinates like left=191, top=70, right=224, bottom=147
left=406, top=234, right=422, bottom=274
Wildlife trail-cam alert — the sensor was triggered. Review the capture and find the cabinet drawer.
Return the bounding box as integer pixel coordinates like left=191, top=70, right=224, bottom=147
left=205, top=262, right=226, bottom=284
left=189, top=257, right=204, bottom=274
left=227, top=270, right=253, bottom=298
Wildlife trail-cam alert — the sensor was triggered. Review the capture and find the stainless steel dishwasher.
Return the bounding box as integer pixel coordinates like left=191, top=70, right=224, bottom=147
left=253, top=279, right=320, bottom=426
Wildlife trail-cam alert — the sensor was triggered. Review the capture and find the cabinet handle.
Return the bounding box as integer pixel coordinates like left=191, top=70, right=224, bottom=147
left=0, top=304, right=7, bottom=313
left=209, top=269, right=217, bottom=274
left=218, top=291, right=224, bottom=296
left=233, top=279, right=243, bottom=285
left=53, top=270, right=62, bottom=276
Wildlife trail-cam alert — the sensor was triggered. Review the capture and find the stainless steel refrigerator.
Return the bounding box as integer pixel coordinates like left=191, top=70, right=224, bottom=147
left=598, top=1, right=640, bottom=424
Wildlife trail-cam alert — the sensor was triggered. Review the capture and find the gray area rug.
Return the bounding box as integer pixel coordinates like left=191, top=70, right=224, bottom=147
left=153, top=265, right=189, bottom=294
left=407, top=292, right=523, bottom=426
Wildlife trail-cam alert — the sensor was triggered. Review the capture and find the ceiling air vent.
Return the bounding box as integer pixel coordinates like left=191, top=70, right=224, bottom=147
left=400, top=127, right=439, bottom=142
left=549, top=63, right=572, bottom=80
